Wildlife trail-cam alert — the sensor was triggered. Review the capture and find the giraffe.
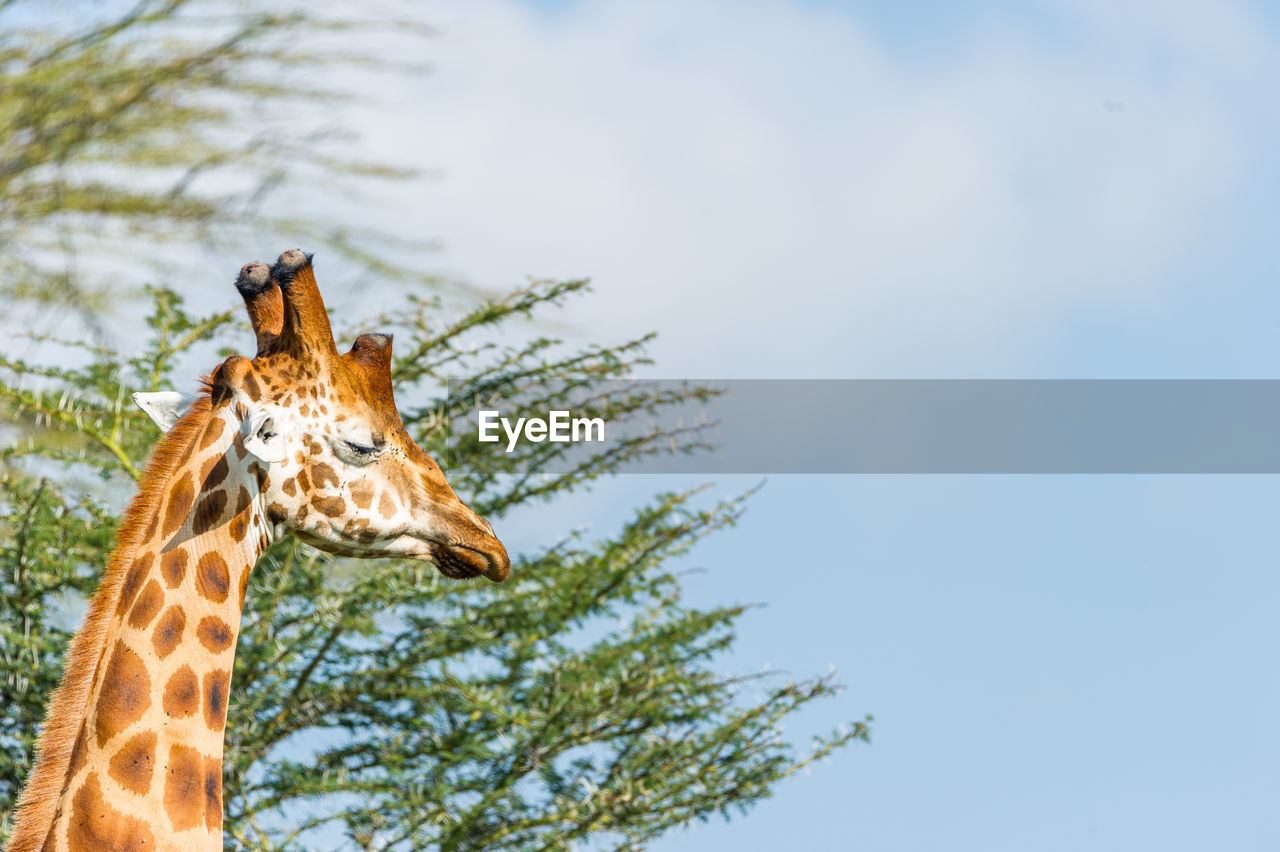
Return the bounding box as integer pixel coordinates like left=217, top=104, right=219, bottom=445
left=7, top=250, right=510, bottom=852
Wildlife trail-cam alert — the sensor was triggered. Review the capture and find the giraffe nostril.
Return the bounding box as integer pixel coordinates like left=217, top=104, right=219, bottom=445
left=478, top=515, right=495, bottom=537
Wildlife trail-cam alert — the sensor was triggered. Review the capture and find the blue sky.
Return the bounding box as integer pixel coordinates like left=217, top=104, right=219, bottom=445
left=653, top=475, right=1280, bottom=850
left=353, top=2, right=1280, bottom=849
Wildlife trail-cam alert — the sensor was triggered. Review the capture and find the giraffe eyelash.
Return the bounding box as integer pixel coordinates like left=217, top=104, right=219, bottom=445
left=330, top=434, right=385, bottom=466
left=344, top=441, right=379, bottom=456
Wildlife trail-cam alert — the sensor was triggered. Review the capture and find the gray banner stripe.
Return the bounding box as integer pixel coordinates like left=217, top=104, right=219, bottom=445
left=446, top=380, right=1280, bottom=473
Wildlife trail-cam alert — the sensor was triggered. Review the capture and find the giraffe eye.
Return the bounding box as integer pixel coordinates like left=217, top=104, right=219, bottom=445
left=332, top=434, right=385, bottom=465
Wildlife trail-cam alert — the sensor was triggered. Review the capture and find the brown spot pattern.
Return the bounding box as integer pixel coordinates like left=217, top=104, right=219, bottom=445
left=296, top=468, right=311, bottom=493
left=282, top=477, right=297, bottom=496
left=378, top=491, right=397, bottom=519
left=126, top=580, right=163, bottom=629
left=196, top=616, right=234, bottom=653
left=161, top=548, right=187, bottom=588
left=153, top=605, right=186, bottom=659
left=107, top=730, right=157, bottom=796
left=163, top=665, right=199, bottom=718
left=67, top=727, right=89, bottom=780
left=192, top=489, right=228, bottom=535
left=196, top=552, right=230, bottom=603
left=164, top=744, right=204, bottom=831
left=229, top=513, right=248, bottom=543
left=116, top=553, right=152, bottom=616
left=198, top=416, right=226, bottom=450
left=203, top=669, right=230, bottom=731
left=163, top=474, right=194, bottom=537
left=242, top=370, right=262, bottom=401
left=312, top=462, right=339, bottom=490
left=313, top=496, right=347, bottom=518
left=200, top=455, right=229, bottom=491
left=94, top=642, right=150, bottom=747
left=204, top=756, right=223, bottom=830
left=392, top=472, right=412, bottom=504
left=349, top=480, right=375, bottom=510
left=68, top=772, right=155, bottom=852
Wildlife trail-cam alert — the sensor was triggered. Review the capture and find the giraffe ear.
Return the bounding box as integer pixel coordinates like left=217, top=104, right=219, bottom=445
left=240, top=408, right=290, bottom=463
left=132, top=391, right=196, bottom=433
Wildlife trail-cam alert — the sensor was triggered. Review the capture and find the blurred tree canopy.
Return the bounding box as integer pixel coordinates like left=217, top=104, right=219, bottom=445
left=0, top=2, right=868, bottom=850
left=0, top=0, right=437, bottom=339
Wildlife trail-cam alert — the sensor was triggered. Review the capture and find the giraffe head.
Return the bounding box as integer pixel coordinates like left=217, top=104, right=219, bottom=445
left=138, top=250, right=510, bottom=581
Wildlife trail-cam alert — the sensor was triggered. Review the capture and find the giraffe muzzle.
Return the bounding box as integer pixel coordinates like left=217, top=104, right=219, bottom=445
left=425, top=537, right=511, bottom=583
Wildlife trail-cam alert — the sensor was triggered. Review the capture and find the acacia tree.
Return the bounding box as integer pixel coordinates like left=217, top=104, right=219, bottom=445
left=0, top=2, right=868, bottom=849
left=1, top=283, right=868, bottom=850
left=0, top=0, right=437, bottom=339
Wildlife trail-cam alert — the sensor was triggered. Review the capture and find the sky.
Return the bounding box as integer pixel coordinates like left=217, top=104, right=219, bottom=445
left=331, top=2, right=1280, bottom=850
left=357, top=0, right=1280, bottom=380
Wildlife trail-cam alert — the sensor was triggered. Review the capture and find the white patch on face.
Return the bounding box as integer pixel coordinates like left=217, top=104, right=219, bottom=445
left=232, top=383, right=471, bottom=566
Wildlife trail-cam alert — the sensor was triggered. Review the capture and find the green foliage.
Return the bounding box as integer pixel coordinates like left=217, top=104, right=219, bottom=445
left=0, top=0, right=439, bottom=335
left=0, top=284, right=868, bottom=850
left=0, top=477, right=114, bottom=804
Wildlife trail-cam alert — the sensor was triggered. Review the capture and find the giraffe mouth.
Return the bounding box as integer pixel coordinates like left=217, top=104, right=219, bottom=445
left=293, top=529, right=509, bottom=582
left=424, top=539, right=510, bottom=583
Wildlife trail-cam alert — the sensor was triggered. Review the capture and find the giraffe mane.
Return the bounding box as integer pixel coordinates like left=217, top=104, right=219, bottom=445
left=7, top=387, right=215, bottom=852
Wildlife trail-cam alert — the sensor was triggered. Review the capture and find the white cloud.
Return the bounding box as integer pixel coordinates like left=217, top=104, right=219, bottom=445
left=353, top=0, right=1275, bottom=376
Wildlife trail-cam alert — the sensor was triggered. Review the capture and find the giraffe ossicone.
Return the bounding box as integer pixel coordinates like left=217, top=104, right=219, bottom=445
left=9, top=251, right=509, bottom=852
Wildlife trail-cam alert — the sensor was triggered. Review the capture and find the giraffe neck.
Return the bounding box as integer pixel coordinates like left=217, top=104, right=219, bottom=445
left=27, top=405, right=272, bottom=852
